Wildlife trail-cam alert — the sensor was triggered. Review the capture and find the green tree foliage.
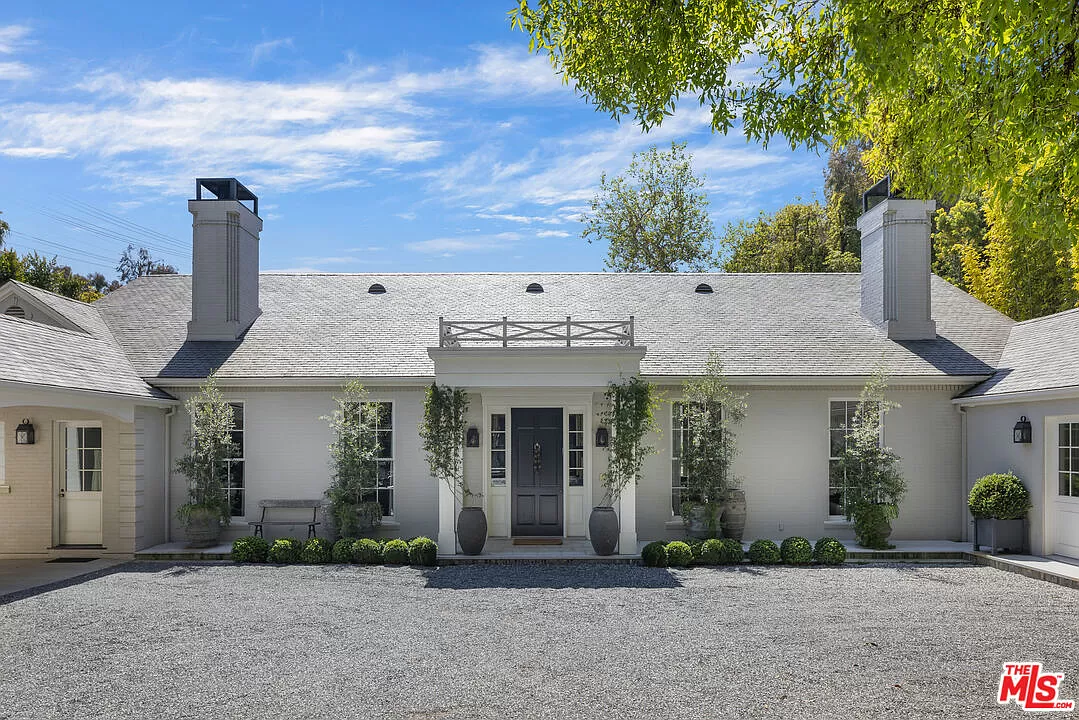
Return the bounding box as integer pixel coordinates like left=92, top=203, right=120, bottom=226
left=599, top=375, right=660, bottom=504
left=721, top=202, right=860, bottom=273
left=511, top=0, right=1079, bottom=253
left=117, top=244, right=178, bottom=282
left=175, top=372, right=236, bottom=526
left=0, top=211, right=8, bottom=247
left=322, top=380, right=385, bottom=537
left=931, top=197, right=989, bottom=291
left=583, top=142, right=717, bottom=272
left=824, top=140, right=872, bottom=257
left=420, top=383, right=472, bottom=505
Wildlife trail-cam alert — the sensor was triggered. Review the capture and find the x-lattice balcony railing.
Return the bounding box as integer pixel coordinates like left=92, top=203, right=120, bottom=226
left=438, top=316, right=635, bottom=348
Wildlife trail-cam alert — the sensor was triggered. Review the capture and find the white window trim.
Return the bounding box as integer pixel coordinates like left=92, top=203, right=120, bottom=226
left=0, top=421, right=5, bottom=485
left=827, top=397, right=885, bottom=521
left=670, top=401, right=689, bottom=518
left=369, top=399, right=395, bottom=518
left=224, top=401, right=246, bottom=519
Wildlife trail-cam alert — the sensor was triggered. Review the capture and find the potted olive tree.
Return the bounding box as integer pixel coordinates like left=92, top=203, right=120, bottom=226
left=591, top=375, right=660, bottom=555
left=322, top=380, right=384, bottom=539
left=969, top=472, right=1031, bottom=553
left=680, top=353, right=747, bottom=539
left=175, top=372, right=236, bottom=548
left=421, top=383, right=484, bottom=554
left=840, top=371, right=907, bottom=549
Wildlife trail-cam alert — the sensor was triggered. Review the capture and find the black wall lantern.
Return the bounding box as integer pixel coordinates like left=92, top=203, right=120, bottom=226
left=595, top=427, right=609, bottom=448
left=15, top=419, right=35, bottom=445
left=465, top=426, right=480, bottom=448
left=1013, top=416, right=1032, bottom=444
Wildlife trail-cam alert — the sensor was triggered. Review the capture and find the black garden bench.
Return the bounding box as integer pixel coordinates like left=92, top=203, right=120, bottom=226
left=248, top=499, right=323, bottom=539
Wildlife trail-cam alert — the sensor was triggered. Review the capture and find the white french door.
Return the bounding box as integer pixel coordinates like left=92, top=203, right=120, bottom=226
left=58, top=423, right=103, bottom=545
left=1047, top=417, right=1079, bottom=560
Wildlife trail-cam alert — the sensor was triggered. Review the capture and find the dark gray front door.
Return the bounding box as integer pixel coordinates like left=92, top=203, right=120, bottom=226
left=511, top=408, right=563, bottom=536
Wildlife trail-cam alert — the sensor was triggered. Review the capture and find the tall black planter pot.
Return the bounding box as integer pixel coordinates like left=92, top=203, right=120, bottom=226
left=589, top=506, right=619, bottom=556
left=457, top=507, right=488, bottom=556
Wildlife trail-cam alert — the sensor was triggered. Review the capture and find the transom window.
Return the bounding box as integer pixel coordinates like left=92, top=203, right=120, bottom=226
left=671, top=402, right=690, bottom=516
left=1059, top=423, right=1079, bottom=497
left=491, top=413, right=506, bottom=486
left=222, top=403, right=245, bottom=517
left=569, top=414, right=584, bottom=487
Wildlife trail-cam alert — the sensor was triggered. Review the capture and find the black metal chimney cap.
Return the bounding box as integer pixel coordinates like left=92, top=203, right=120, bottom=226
left=195, top=178, right=258, bottom=216
left=862, top=175, right=901, bottom=214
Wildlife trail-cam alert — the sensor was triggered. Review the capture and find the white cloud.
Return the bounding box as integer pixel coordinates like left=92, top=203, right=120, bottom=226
left=395, top=212, right=417, bottom=221
left=407, top=231, right=520, bottom=254
left=0, top=25, right=31, bottom=54
left=0, top=61, right=32, bottom=81
left=0, top=145, right=65, bottom=158
left=535, top=229, right=570, bottom=238
left=251, top=37, right=294, bottom=67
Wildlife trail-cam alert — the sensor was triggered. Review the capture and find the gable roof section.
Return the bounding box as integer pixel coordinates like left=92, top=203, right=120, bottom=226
left=95, top=272, right=1013, bottom=381
left=0, top=281, right=171, bottom=400
left=959, top=307, right=1079, bottom=398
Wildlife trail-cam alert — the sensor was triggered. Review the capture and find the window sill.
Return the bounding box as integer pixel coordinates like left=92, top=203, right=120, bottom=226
left=378, top=519, right=401, bottom=532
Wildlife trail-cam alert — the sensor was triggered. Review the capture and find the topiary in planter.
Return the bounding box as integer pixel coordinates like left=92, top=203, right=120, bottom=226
left=698, top=538, right=723, bottom=565
left=748, top=539, right=781, bottom=564
left=814, top=537, right=847, bottom=565
left=969, top=472, right=1032, bottom=519
left=719, top=538, right=744, bottom=564
left=780, top=536, right=813, bottom=565
left=853, top=504, right=895, bottom=549
left=383, top=538, right=410, bottom=565
left=408, top=537, right=438, bottom=566
left=332, top=537, right=357, bottom=563
left=666, top=541, right=693, bottom=567
left=641, top=541, right=669, bottom=567
left=268, top=537, right=303, bottom=564
left=352, top=538, right=383, bottom=564
left=301, top=537, right=332, bottom=564
left=231, top=536, right=269, bottom=563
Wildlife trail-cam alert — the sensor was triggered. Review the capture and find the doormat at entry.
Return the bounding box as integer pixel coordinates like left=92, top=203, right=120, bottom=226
left=511, top=538, right=563, bottom=546
left=47, top=557, right=99, bottom=563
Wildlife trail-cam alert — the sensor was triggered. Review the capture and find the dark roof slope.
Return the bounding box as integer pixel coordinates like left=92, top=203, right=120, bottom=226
left=94, top=272, right=1013, bottom=381
left=959, top=307, right=1079, bottom=398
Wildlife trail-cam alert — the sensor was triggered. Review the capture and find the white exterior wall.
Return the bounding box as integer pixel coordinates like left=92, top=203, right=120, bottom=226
left=134, top=406, right=168, bottom=550
left=963, top=395, right=1079, bottom=556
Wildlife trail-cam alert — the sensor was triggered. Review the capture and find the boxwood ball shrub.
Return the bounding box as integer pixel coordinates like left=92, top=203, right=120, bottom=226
left=268, top=537, right=304, bottom=564
left=688, top=539, right=704, bottom=563
left=748, top=539, right=781, bottom=564
left=408, top=537, right=438, bottom=566
left=813, top=537, right=847, bottom=565
left=698, top=538, right=723, bottom=565
left=383, top=538, right=410, bottom=565
left=969, top=472, right=1033, bottom=519
left=332, top=538, right=357, bottom=564
left=231, top=536, right=269, bottom=563
left=352, top=538, right=383, bottom=564
left=719, top=538, right=744, bottom=564
left=780, top=536, right=813, bottom=565
left=666, top=541, right=693, bottom=567
left=641, top=541, right=669, bottom=567
left=301, top=537, right=332, bottom=564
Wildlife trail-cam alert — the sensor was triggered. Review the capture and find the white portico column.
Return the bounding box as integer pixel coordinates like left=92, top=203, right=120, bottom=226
left=437, top=479, right=457, bottom=554
left=617, top=477, right=637, bottom=554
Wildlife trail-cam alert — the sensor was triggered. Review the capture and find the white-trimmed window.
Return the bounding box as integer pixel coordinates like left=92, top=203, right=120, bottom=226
left=671, top=403, right=690, bottom=516
left=569, top=413, right=584, bottom=486
left=490, top=413, right=506, bottom=486
left=828, top=400, right=884, bottom=516
left=372, top=401, right=394, bottom=517
left=1059, top=422, right=1079, bottom=497
left=0, top=422, right=5, bottom=484
left=222, top=402, right=245, bottom=517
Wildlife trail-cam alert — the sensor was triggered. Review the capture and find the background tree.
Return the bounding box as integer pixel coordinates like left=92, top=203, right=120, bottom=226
left=0, top=211, right=8, bottom=247
left=117, top=244, right=178, bottom=282
left=721, top=202, right=859, bottom=273
left=512, top=0, right=1079, bottom=270
left=824, top=140, right=873, bottom=257
left=583, top=141, right=717, bottom=272
left=931, top=197, right=989, bottom=292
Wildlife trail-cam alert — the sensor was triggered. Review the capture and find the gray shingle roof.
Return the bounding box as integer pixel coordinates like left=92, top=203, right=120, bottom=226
left=0, top=282, right=170, bottom=400
left=959, top=307, right=1079, bottom=398
left=93, top=272, right=1013, bottom=381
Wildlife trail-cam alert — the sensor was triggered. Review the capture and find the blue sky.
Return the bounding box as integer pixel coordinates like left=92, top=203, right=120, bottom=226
left=0, top=2, right=827, bottom=277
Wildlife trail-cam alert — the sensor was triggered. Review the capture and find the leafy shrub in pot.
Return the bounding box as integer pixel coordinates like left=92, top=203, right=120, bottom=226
left=332, top=537, right=357, bottom=563
left=698, top=538, right=723, bottom=565
left=641, top=541, right=668, bottom=567
left=813, top=537, right=847, bottom=565
left=231, top=536, right=269, bottom=563
left=268, top=537, right=304, bottom=564
left=383, top=539, right=410, bottom=564
left=666, top=541, right=693, bottom=567
left=408, top=537, right=438, bottom=566
left=301, top=537, right=332, bottom=564
left=719, top=538, right=744, bottom=564
left=352, top=538, right=383, bottom=564
left=969, top=472, right=1032, bottom=519
left=780, top=536, right=813, bottom=565
left=748, top=539, right=781, bottom=564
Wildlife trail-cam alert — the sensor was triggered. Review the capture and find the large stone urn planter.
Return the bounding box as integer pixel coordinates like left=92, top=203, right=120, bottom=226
left=974, top=518, right=1027, bottom=553
left=183, top=507, right=222, bottom=548
left=457, top=507, right=488, bottom=555
left=589, top=506, right=620, bottom=555
left=683, top=503, right=721, bottom=539
left=721, top=489, right=747, bottom=542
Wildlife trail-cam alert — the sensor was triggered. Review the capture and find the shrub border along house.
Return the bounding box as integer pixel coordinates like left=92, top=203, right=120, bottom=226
left=232, top=536, right=439, bottom=567
left=643, top=537, right=845, bottom=567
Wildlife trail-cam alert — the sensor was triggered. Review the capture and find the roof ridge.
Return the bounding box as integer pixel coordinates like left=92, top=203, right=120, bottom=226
left=1013, top=305, right=1079, bottom=326
left=10, top=280, right=94, bottom=308
left=0, top=312, right=99, bottom=339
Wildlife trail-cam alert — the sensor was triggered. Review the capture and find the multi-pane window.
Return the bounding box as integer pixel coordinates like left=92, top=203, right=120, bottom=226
left=671, top=403, right=690, bottom=516
left=569, top=414, right=584, bottom=486
left=1059, top=423, right=1079, bottom=498
left=829, top=400, right=882, bottom=516
left=65, top=426, right=102, bottom=492
left=371, top=401, right=394, bottom=517
left=222, top=402, right=245, bottom=517
left=490, top=414, right=506, bottom=486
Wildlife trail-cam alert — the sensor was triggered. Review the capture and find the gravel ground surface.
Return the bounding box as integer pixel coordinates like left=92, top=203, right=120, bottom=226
left=1, top=562, right=1076, bottom=719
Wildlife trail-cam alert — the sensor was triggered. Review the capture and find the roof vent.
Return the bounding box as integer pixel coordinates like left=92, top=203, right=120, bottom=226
left=4, top=305, right=25, bottom=319
left=526, top=282, right=544, bottom=294
left=695, top=283, right=713, bottom=294
left=368, top=283, right=386, bottom=295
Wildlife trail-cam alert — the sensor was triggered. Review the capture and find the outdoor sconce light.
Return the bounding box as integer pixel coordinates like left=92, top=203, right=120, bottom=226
left=465, top=426, right=480, bottom=448
left=595, top=427, right=609, bottom=448
left=1013, top=416, right=1032, bottom=444
left=15, top=419, right=35, bottom=445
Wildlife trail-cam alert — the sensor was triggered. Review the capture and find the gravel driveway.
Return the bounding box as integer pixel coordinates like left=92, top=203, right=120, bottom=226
left=1, top=562, right=1076, bottom=719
